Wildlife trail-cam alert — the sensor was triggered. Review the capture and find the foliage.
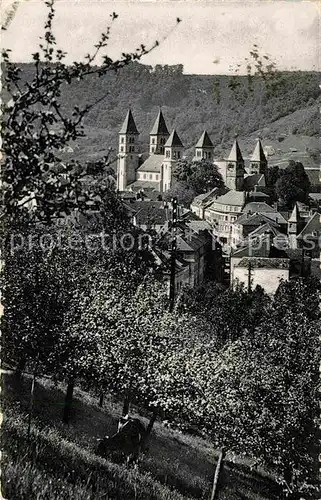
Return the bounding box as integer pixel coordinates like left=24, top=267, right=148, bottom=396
left=172, top=159, right=225, bottom=196
left=164, top=181, right=196, bottom=206
left=1, top=0, right=179, bottom=225
left=275, top=161, right=311, bottom=207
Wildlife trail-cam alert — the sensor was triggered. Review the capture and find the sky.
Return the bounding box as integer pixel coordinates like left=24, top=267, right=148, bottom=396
left=1, top=0, right=320, bottom=74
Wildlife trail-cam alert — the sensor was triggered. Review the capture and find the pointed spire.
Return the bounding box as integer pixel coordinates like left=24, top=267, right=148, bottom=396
left=251, top=139, right=267, bottom=163
left=288, top=202, right=300, bottom=223
left=165, top=129, right=183, bottom=148
left=195, top=130, right=214, bottom=148
left=227, top=139, right=243, bottom=162
left=150, top=108, right=169, bottom=135
left=119, top=109, right=139, bottom=134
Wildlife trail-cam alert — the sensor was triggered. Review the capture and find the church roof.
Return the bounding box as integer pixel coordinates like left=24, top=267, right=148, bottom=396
left=119, top=109, right=139, bottom=134
left=288, top=203, right=300, bottom=223
left=227, top=139, right=244, bottom=163
left=150, top=109, right=169, bottom=135
left=251, top=139, right=267, bottom=163
left=195, top=130, right=214, bottom=148
left=137, top=154, right=164, bottom=172
left=165, top=129, right=184, bottom=148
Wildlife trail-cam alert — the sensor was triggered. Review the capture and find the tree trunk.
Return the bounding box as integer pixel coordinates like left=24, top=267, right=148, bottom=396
left=27, top=372, right=36, bottom=441
left=98, top=392, right=104, bottom=408
left=122, top=397, right=130, bottom=416
left=141, top=411, right=157, bottom=450
left=210, top=448, right=225, bottom=500
left=62, top=380, right=74, bottom=424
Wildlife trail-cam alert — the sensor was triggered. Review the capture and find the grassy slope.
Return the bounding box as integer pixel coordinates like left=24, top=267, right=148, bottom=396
left=2, top=372, right=282, bottom=500
left=9, top=64, right=321, bottom=166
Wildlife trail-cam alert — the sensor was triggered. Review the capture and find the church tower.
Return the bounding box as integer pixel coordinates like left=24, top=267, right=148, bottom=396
left=226, top=138, right=245, bottom=191
left=149, top=109, right=170, bottom=155
left=250, top=139, right=268, bottom=176
left=162, top=129, right=184, bottom=192
left=117, top=109, right=140, bottom=191
left=288, top=202, right=301, bottom=249
left=194, top=131, right=214, bottom=161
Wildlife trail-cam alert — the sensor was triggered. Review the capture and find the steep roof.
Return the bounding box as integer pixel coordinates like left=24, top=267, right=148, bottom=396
left=251, top=139, right=267, bottom=163
left=119, top=109, right=139, bottom=134
left=195, top=130, right=214, bottom=148
left=297, top=212, right=321, bottom=239
left=150, top=109, right=169, bottom=136
left=165, top=129, right=184, bottom=148
left=227, top=139, right=244, bottom=163
left=137, top=155, right=164, bottom=172
left=235, top=212, right=280, bottom=227
left=288, top=202, right=300, bottom=223
left=243, top=173, right=266, bottom=190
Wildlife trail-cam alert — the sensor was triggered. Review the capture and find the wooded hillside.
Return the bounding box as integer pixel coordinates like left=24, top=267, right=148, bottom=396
left=13, top=63, right=321, bottom=164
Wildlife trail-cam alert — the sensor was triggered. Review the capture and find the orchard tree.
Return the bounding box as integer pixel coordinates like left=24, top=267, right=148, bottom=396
left=172, top=158, right=225, bottom=196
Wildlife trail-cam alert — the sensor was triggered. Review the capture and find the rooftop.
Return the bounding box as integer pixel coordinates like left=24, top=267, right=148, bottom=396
left=195, top=130, right=214, bottom=149
left=119, top=109, right=139, bottom=135
left=150, top=109, right=169, bottom=136
left=137, top=155, right=165, bottom=173
left=251, top=140, right=267, bottom=163
left=227, top=139, right=244, bottom=163
left=165, top=129, right=184, bottom=148
left=211, top=190, right=246, bottom=207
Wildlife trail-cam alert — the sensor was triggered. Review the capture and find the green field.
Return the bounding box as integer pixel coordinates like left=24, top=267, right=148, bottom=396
left=2, top=371, right=282, bottom=500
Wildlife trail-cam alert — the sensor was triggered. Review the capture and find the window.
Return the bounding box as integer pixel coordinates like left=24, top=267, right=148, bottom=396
left=120, top=146, right=124, bottom=152
left=143, top=174, right=147, bottom=179
left=121, top=137, right=124, bottom=144
left=197, top=150, right=201, bottom=157
left=152, top=138, right=155, bottom=144
left=177, top=151, right=181, bottom=159
left=149, top=174, right=152, bottom=180
left=173, top=151, right=177, bottom=159
left=160, top=147, right=164, bottom=154
left=156, top=174, right=159, bottom=180
left=208, top=152, right=211, bottom=159
left=151, top=147, right=155, bottom=153
left=166, top=150, right=170, bottom=158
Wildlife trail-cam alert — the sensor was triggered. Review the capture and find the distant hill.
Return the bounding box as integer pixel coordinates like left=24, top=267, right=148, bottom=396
left=7, top=63, right=321, bottom=166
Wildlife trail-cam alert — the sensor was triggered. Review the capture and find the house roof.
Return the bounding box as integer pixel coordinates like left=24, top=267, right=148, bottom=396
left=243, top=202, right=276, bottom=214
left=150, top=109, right=169, bottom=136
left=119, top=109, right=139, bottom=135
left=297, top=212, right=321, bottom=239
left=165, top=129, right=184, bottom=148
left=236, top=212, right=280, bottom=227
left=191, top=187, right=221, bottom=206
left=186, top=220, right=213, bottom=233
left=137, top=155, right=164, bottom=172
left=227, top=139, right=244, bottom=163
left=212, top=190, right=246, bottom=207
left=195, top=130, right=214, bottom=149
left=236, top=257, right=290, bottom=269
left=248, top=223, right=283, bottom=238
left=251, top=140, right=267, bottom=163
left=127, top=180, right=160, bottom=191
left=288, top=202, right=300, bottom=223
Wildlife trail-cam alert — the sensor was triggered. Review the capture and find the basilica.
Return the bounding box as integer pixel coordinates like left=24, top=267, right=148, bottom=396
left=116, top=108, right=269, bottom=196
